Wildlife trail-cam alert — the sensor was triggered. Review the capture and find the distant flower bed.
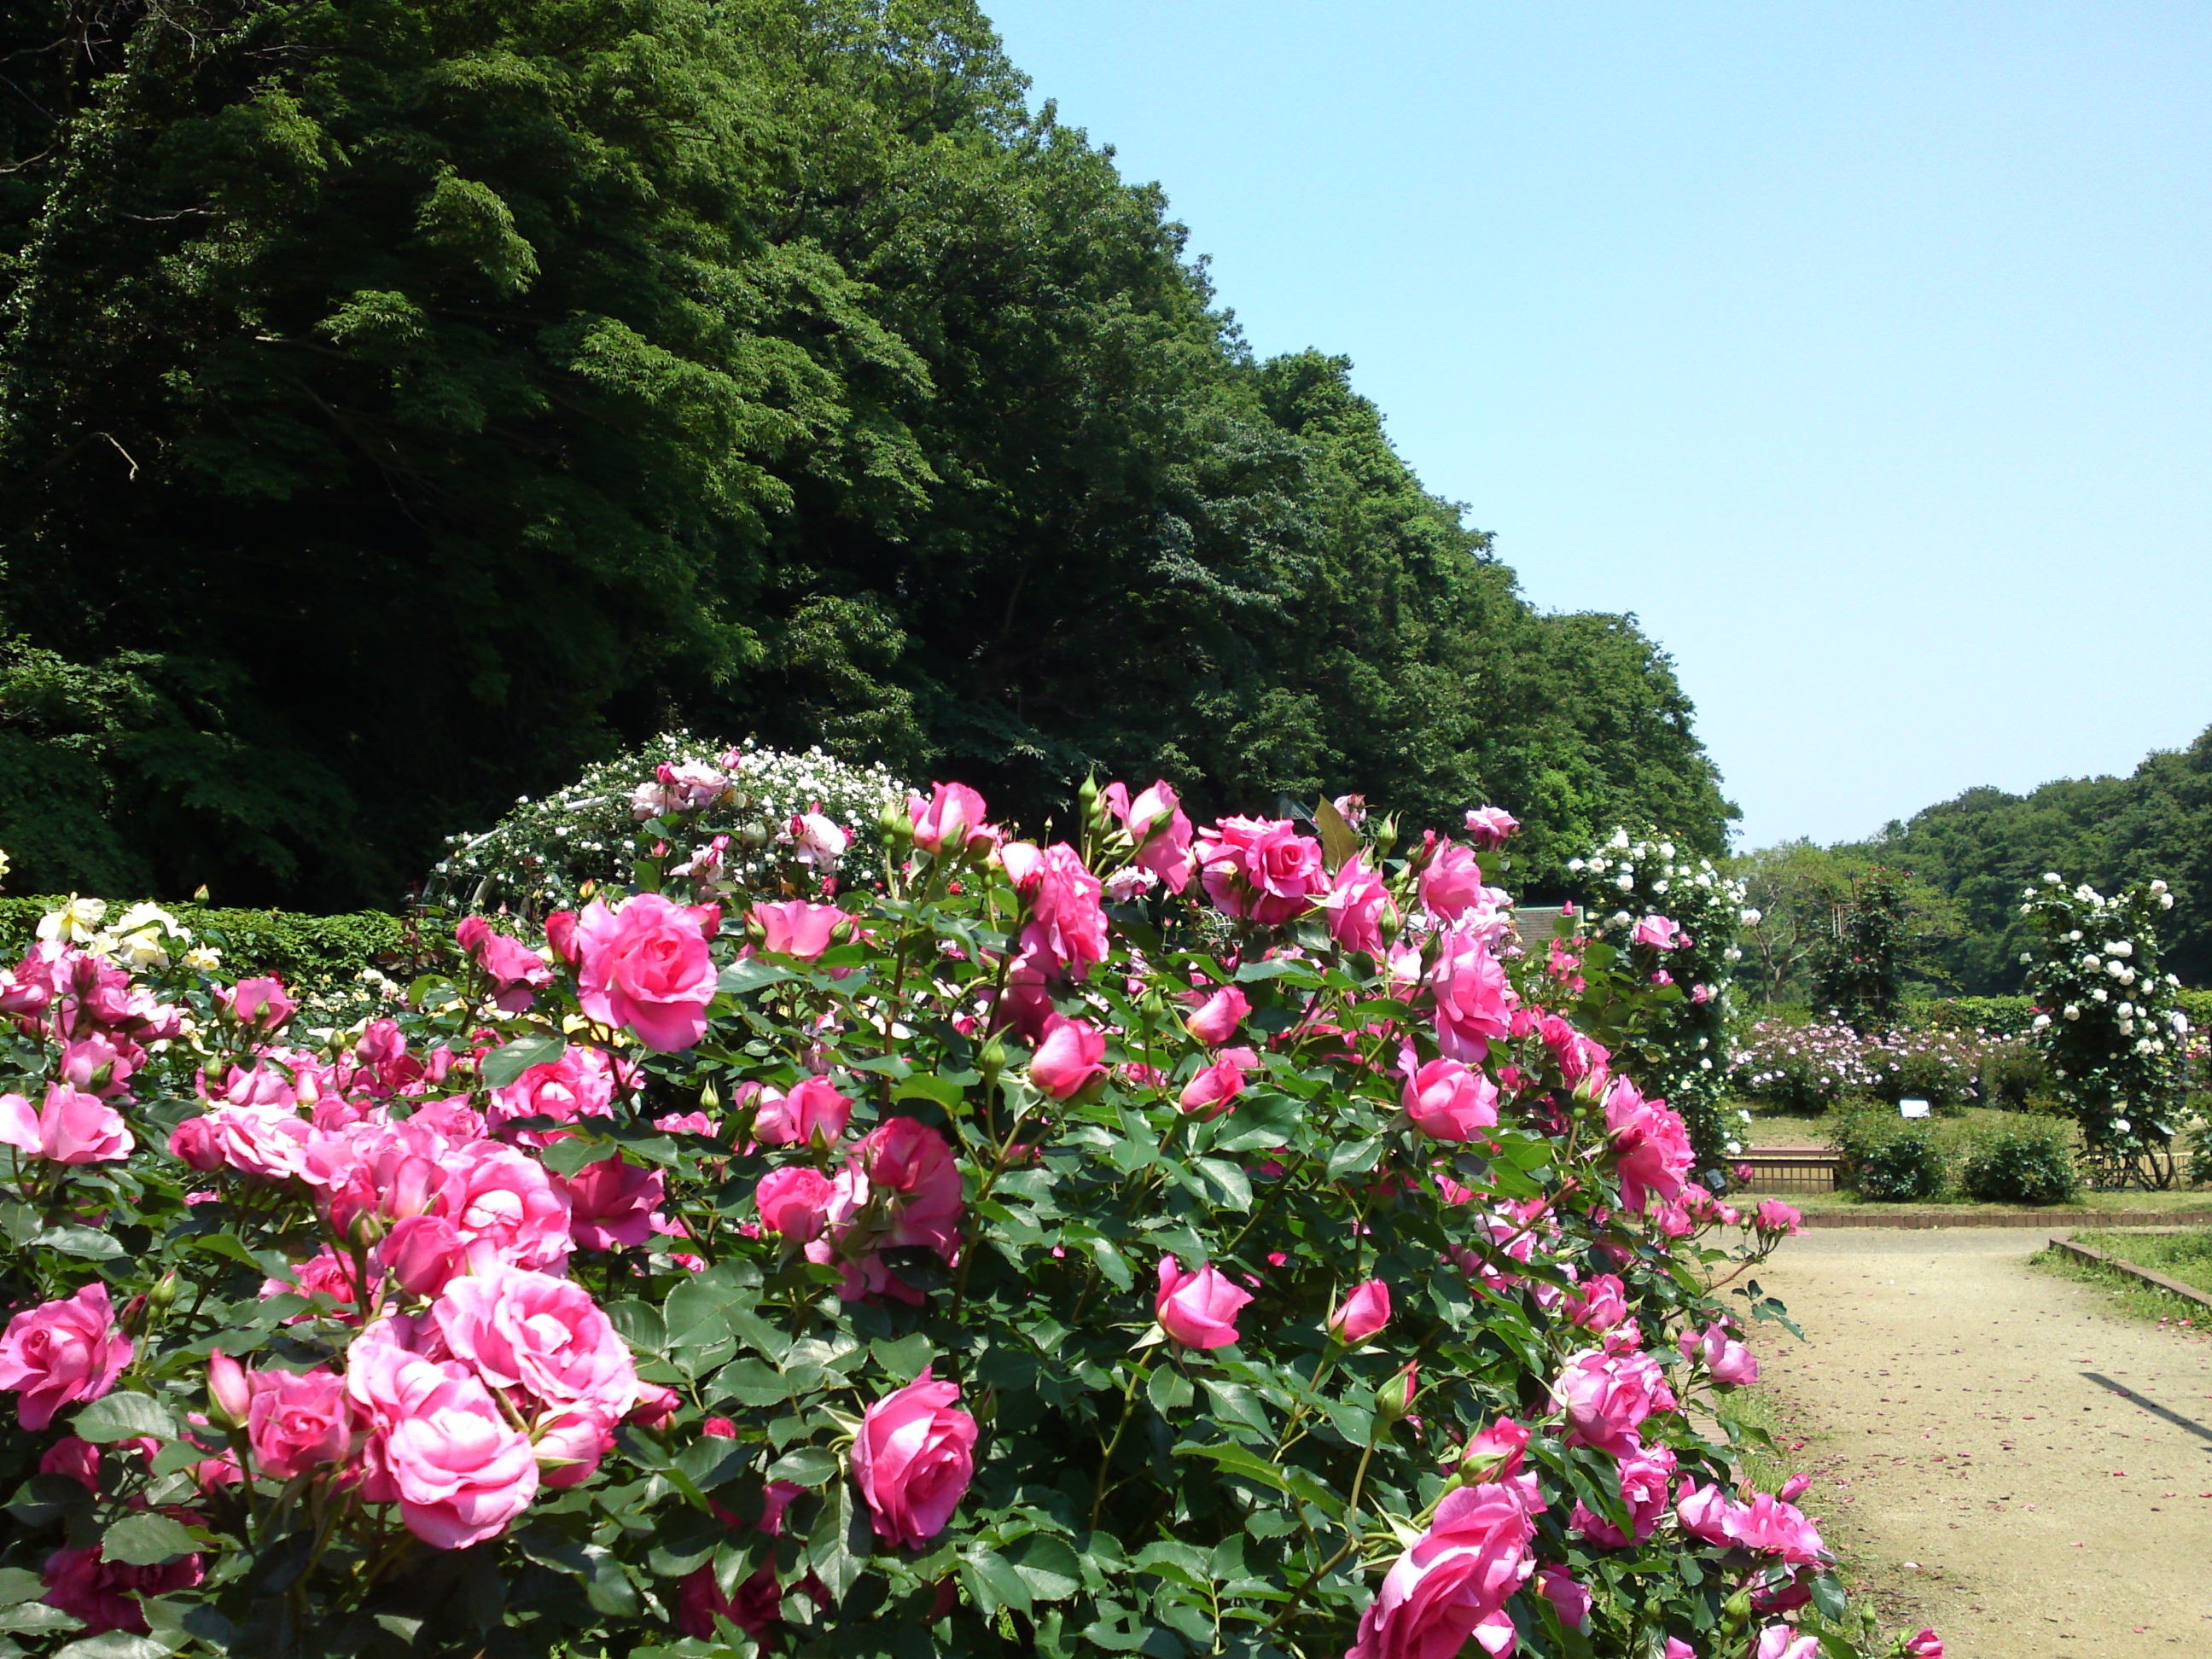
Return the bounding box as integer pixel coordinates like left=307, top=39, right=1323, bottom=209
left=1731, top=1017, right=2032, bottom=1115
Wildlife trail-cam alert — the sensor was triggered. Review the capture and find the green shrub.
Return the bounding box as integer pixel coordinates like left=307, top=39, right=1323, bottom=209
left=1829, top=1109, right=1947, bottom=1201
left=1960, top=1116, right=2081, bottom=1204
left=1914, top=995, right=2035, bottom=1035
left=1980, top=1039, right=2050, bottom=1109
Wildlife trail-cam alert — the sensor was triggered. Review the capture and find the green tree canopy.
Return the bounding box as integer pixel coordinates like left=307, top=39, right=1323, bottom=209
left=0, top=0, right=1734, bottom=907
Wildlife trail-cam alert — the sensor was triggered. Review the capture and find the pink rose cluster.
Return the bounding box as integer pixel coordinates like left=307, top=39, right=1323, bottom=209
left=1348, top=1473, right=1538, bottom=1659
left=1195, top=815, right=1327, bottom=924
left=1603, top=1078, right=1696, bottom=1214
left=566, top=892, right=720, bottom=1051
left=747, top=1109, right=964, bottom=1306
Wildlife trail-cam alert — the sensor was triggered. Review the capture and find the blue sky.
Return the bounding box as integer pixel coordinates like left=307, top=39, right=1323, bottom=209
left=981, top=1, right=2212, bottom=850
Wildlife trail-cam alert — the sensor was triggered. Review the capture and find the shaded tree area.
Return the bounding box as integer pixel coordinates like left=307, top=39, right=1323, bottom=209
left=0, top=0, right=1733, bottom=908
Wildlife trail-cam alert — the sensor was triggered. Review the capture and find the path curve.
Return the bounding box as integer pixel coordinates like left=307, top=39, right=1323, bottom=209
left=1746, top=1227, right=2212, bottom=1656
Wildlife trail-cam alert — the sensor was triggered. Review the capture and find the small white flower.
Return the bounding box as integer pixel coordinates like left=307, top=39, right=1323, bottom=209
left=37, top=896, right=108, bottom=944
left=2044, top=871, right=2064, bottom=885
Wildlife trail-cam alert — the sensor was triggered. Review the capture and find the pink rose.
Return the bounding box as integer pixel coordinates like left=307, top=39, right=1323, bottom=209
left=755, top=1166, right=835, bottom=1241
left=1905, top=1631, right=1944, bottom=1657
left=1727, top=1492, right=1829, bottom=1563
left=1756, top=1627, right=1819, bottom=1659
left=364, top=1352, right=541, bottom=1548
left=0, top=1281, right=131, bottom=1429
left=908, top=782, right=992, bottom=855
left=1755, top=1200, right=1802, bottom=1236
left=558, top=1155, right=668, bottom=1250
left=1196, top=817, right=1326, bottom=924
left=1323, top=856, right=1395, bottom=954
left=455, top=918, right=552, bottom=1012
left=627, top=1383, right=682, bottom=1428
left=574, top=893, right=718, bottom=1051
left=1419, top=841, right=1488, bottom=922
left=1458, top=1416, right=1529, bottom=1482
left=1104, top=779, right=1195, bottom=893
left=1666, top=1643, right=1697, bottom=1659
left=853, top=1365, right=977, bottom=1548
left=222, top=975, right=297, bottom=1033
left=532, top=1403, right=615, bottom=1487
left=1630, top=913, right=1685, bottom=951
left=1178, top=1047, right=1255, bottom=1119
left=0, top=1083, right=132, bottom=1164
left=381, top=1214, right=471, bottom=1298
left=39, top=1435, right=103, bottom=1489
left=1463, top=806, right=1520, bottom=849
left=753, top=1075, right=853, bottom=1148
left=432, top=1142, right=573, bottom=1272
left=1021, top=844, right=1107, bottom=978
left=1347, top=1480, right=1536, bottom=1659
left=995, top=840, right=1046, bottom=893
left=486, top=1044, right=622, bottom=1146
left=1427, top=931, right=1516, bottom=1062
left=57, top=1033, right=137, bottom=1099
left=41, top=1545, right=203, bottom=1637
left=1558, top=1346, right=1676, bottom=1458
left=435, top=1263, right=638, bottom=1426
left=1328, top=1280, right=1392, bottom=1345
left=1569, top=1441, right=1675, bottom=1546
left=1537, top=1014, right=1610, bottom=1086
left=1029, top=1015, right=1107, bottom=1100
left=752, top=900, right=847, bottom=960
left=1155, top=1255, right=1252, bottom=1349
left=246, top=1364, right=352, bottom=1479
left=1604, top=1079, right=1694, bottom=1214
left=1538, top=1564, right=1592, bottom=1630
left=1185, top=985, right=1249, bottom=1046
left=1400, top=1057, right=1498, bottom=1141
left=1563, top=1272, right=1629, bottom=1331
left=1678, top=1323, right=1759, bottom=1386
left=852, top=1117, right=964, bottom=1259
left=1675, top=1480, right=1738, bottom=1545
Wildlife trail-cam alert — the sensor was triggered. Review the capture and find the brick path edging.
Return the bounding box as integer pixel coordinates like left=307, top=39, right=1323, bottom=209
left=1793, top=1209, right=2212, bottom=1231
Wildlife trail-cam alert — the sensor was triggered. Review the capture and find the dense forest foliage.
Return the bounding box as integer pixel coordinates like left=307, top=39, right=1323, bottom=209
left=1734, top=723, right=2212, bottom=998
left=0, top=0, right=1732, bottom=909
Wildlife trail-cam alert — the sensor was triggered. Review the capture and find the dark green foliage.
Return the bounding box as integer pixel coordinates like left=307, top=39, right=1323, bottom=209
left=1810, top=868, right=1905, bottom=1033
left=0, top=0, right=1733, bottom=908
left=1829, top=1109, right=1947, bottom=1202
left=1912, top=995, right=2036, bottom=1035
left=1839, top=725, right=2212, bottom=992
left=1960, top=1117, right=2081, bottom=1206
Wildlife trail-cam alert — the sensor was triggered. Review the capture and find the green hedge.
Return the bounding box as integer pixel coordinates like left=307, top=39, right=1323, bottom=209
left=0, top=895, right=444, bottom=987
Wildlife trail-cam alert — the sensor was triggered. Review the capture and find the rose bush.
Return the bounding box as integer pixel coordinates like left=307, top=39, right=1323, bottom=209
left=0, top=782, right=1932, bottom=1659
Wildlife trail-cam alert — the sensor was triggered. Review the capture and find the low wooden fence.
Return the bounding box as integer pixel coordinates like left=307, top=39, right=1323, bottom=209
left=1735, top=1147, right=1844, bottom=1194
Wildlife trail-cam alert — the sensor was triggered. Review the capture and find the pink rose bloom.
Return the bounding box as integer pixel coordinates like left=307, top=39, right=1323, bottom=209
left=1155, top=1255, right=1253, bottom=1349
left=366, top=1353, right=541, bottom=1548
left=908, top=782, right=991, bottom=855
left=1178, top=1047, right=1255, bottom=1120
left=1679, top=1323, right=1759, bottom=1387
left=1185, top=985, right=1249, bottom=1046
left=752, top=899, right=847, bottom=960
left=454, top=917, right=552, bottom=1012
left=655, top=1110, right=715, bottom=1136
left=573, top=893, right=718, bottom=1051
left=755, top=1166, right=835, bottom=1241
left=852, top=1365, right=978, bottom=1548
left=487, top=1044, right=622, bottom=1144
left=41, top=1545, right=203, bottom=1637
left=1427, top=931, right=1516, bottom=1062
left=1021, top=844, right=1107, bottom=978
left=246, top=1364, right=352, bottom=1479
left=222, top=975, right=298, bottom=1033
left=57, top=1033, right=137, bottom=1099
left=1400, top=1057, right=1498, bottom=1142
left=1604, top=1078, right=1694, bottom=1214
left=1458, top=1417, right=1530, bottom=1482
left=1756, top=1627, right=1819, bottom=1659
left=433, top=1142, right=573, bottom=1272
left=1538, top=1564, right=1592, bottom=1630
left=1328, top=1280, right=1392, bottom=1345
left=1029, top=1015, right=1107, bottom=1100
left=995, top=840, right=1046, bottom=894
left=1630, top=913, right=1685, bottom=951
left=1728, top=1492, right=1829, bottom=1564
left=1196, top=817, right=1326, bottom=924
left=1323, top=856, right=1394, bottom=953
left=753, top=1075, right=853, bottom=1148
left=533, top=1403, right=616, bottom=1487
left=1563, top=1272, right=1629, bottom=1331
left=0, top=1083, right=132, bottom=1165
left=1419, top=841, right=1489, bottom=922
left=434, top=1263, right=639, bottom=1425
left=1675, top=1481, right=1738, bottom=1545
left=1346, top=1480, right=1536, bottom=1659
left=381, top=1214, right=470, bottom=1298
left=1665, top=1643, right=1697, bottom=1659
left=1569, top=1441, right=1675, bottom=1546
left=1104, top=779, right=1195, bottom=893
left=1463, top=806, right=1520, bottom=849
left=181, top=1102, right=315, bottom=1182
left=0, top=1282, right=131, bottom=1430
left=1558, top=1346, right=1676, bottom=1458
left=1904, top=1631, right=1944, bottom=1657
left=1755, top=1200, right=1803, bottom=1236
left=853, top=1117, right=964, bottom=1260
left=1537, top=1014, right=1610, bottom=1086
left=40, top=1435, right=104, bottom=1489
left=626, top=1383, right=681, bottom=1428
left=559, top=1155, right=668, bottom=1250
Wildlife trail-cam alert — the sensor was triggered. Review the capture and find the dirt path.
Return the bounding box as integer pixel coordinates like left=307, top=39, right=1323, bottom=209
left=1745, top=1227, right=2212, bottom=1656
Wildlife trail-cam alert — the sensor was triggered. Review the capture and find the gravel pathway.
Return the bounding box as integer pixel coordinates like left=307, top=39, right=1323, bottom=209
left=1746, top=1227, right=2212, bottom=1657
